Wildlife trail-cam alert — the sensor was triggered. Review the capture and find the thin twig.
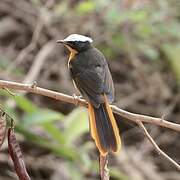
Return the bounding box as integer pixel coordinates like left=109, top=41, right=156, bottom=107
left=0, top=80, right=180, bottom=132
left=6, top=16, right=43, bottom=73
left=112, top=105, right=180, bottom=132
left=2, top=87, right=17, bottom=96
left=23, top=41, right=55, bottom=84
left=99, top=155, right=109, bottom=180
left=0, top=79, right=180, bottom=170
left=137, top=121, right=180, bottom=171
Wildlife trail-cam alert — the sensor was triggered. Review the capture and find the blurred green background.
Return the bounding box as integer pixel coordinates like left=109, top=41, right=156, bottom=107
left=0, top=0, right=180, bottom=179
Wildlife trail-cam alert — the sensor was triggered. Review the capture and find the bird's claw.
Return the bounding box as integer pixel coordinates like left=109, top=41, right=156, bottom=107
left=73, top=94, right=82, bottom=106
left=31, top=81, right=37, bottom=88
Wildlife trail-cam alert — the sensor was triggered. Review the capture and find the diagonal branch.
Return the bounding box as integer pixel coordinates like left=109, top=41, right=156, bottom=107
left=112, top=105, right=180, bottom=132
left=0, top=80, right=180, bottom=132
left=137, top=121, right=180, bottom=171
left=0, top=79, right=180, bottom=170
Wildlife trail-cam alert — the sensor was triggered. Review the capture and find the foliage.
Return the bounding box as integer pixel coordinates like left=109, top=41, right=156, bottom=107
left=71, top=0, right=180, bottom=84
left=0, top=91, right=127, bottom=179
left=0, top=0, right=180, bottom=179
left=162, top=44, right=180, bottom=84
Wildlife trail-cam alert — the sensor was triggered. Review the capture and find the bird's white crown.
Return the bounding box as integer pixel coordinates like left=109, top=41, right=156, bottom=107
left=63, top=34, right=93, bottom=43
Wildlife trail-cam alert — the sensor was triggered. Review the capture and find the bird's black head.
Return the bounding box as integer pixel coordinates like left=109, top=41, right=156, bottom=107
left=57, top=34, right=93, bottom=53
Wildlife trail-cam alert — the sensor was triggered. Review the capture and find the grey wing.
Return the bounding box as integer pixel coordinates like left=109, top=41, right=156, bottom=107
left=74, top=63, right=114, bottom=107
left=103, top=64, right=114, bottom=103
left=74, top=66, right=105, bottom=107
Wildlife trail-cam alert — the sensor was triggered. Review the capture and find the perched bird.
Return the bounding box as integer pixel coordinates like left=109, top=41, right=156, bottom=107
left=57, top=34, right=121, bottom=156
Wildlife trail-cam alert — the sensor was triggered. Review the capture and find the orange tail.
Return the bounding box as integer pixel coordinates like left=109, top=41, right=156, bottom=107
left=88, top=95, right=121, bottom=156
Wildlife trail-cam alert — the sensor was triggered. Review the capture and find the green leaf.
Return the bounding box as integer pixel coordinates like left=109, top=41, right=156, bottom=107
left=14, top=95, right=38, bottom=113
left=0, top=91, right=36, bottom=113
left=136, top=23, right=154, bottom=38
left=15, top=124, right=78, bottom=160
left=64, top=107, right=89, bottom=145
left=42, top=122, right=66, bottom=144
left=106, top=8, right=120, bottom=24
left=22, top=109, right=64, bottom=126
left=162, top=44, right=180, bottom=85
left=128, top=10, right=147, bottom=22
left=0, top=92, right=36, bottom=120
left=75, top=1, right=96, bottom=15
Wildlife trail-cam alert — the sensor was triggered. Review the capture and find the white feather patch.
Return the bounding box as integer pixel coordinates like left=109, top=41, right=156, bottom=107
left=63, top=34, right=93, bottom=43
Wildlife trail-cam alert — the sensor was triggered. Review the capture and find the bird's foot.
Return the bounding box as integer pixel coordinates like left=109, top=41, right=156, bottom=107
left=72, top=94, right=82, bottom=106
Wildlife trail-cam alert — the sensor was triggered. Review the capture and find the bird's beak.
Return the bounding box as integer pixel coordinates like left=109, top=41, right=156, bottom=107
left=56, top=40, right=65, bottom=44
left=56, top=40, right=75, bottom=53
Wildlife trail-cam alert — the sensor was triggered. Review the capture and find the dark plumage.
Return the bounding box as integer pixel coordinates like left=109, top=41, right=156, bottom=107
left=69, top=46, right=114, bottom=107
left=57, top=34, right=121, bottom=156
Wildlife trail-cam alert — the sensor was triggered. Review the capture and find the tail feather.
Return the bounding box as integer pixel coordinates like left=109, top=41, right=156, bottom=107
left=88, top=95, right=121, bottom=156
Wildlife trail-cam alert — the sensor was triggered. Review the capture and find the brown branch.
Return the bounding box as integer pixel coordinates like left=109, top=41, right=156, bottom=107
left=112, top=106, right=180, bottom=132
left=99, top=155, right=109, bottom=180
left=23, top=41, right=55, bottom=84
left=0, top=80, right=180, bottom=170
left=6, top=16, right=43, bottom=73
left=137, top=121, right=180, bottom=171
left=0, top=80, right=180, bottom=132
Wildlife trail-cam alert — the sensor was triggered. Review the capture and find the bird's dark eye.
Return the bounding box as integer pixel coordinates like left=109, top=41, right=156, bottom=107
left=69, top=41, right=90, bottom=51
left=77, top=41, right=85, bottom=47
left=69, top=41, right=77, bottom=46
left=71, top=41, right=82, bottom=48
left=74, top=41, right=78, bottom=45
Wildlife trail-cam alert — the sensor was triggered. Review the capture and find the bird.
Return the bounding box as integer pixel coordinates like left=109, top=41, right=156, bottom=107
left=57, top=34, right=121, bottom=156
